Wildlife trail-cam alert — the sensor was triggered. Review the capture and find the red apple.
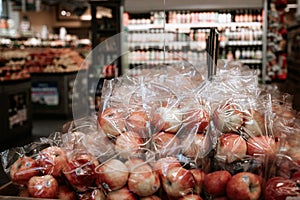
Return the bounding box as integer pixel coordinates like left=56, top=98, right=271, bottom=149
left=98, top=107, right=126, bottom=137
left=152, top=131, right=181, bottom=156
left=140, top=195, right=161, bottom=200
left=182, top=133, right=210, bottom=159
left=190, top=168, right=205, bottom=195
left=242, top=109, right=265, bottom=137
left=127, top=160, right=160, bottom=197
left=213, top=103, right=244, bottom=133
left=37, top=146, right=67, bottom=177
left=79, top=188, right=106, bottom=200
left=9, top=156, right=40, bottom=185
left=154, top=157, right=182, bottom=176
left=292, top=170, right=300, bottom=182
left=178, top=194, right=203, bottom=200
left=63, top=153, right=99, bottom=192
left=126, top=110, right=150, bottom=137
left=58, top=185, right=77, bottom=200
left=96, top=158, right=129, bottom=191
left=204, top=170, right=231, bottom=197
left=115, top=131, right=144, bottom=158
left=264, top=177, right=300, bottom=200
left=27, top=175, right=59, bottom=198
left=183, top=107, right=210, bottom=133
left=226, top=172, right=261, bottom=200
left=106, top=187, right=137, bottom=200
left=154, top=106, right=183, bottom=133
left=161, top=166, right=195, bottom=198
left=247, top=135, right=276, bottom=157
left=216, top=133, right=247, bottom=163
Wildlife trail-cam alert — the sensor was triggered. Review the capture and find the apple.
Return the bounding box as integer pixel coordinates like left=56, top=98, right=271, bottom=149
left=127, top=160, right=161, bottom=197
left=37, top=146, right=67, bottom=177
left=9, top=156, right=40, bottom=185
left=242, top=109, right=265, bottom=137
left=19, top=188, right=30, bottom=197
left=204, top=170, right=231, bottom=197
left=212, top=103, right=244, bottom=133
left=153, top=106, right=183, bottom=133
left=79, top=188, right=106, bottom=200
left=292, top=170, right=300, bottom=182
left=182, top=133, right=210, bottom=159
left=215, top=133, right=247, bottom=163
left=63, top=153, right=99, bottom=192
left=154, top=156, right=182, bottom=176
left=183, top=107, right=210, bottom=133
left=161, top=166, right=195, bottom=198
left=27, top=175, right=59, bottom=198
left=115, top=131, right=144, bottom=158
left=96, top=158, right=129, bottom=191
left=190, top=168, right=205, bottom=195
left=58, top=185, right=77, bottom=200
left=246, top=135, right=277, bottom=157
left=178, top=194, right=203, bottom=200
left=140, top=195, right=161, bottom=200
left=152, top=131, right=181, bottom=156
left=106, top=187, right=137, bottom=200
left=226, top=172, right=261, bottom=200
left=126, top=110, right=150, bottom=138
left=264, top=177, right=300, bottom=200
left=98, top=107, right=127, bottom=137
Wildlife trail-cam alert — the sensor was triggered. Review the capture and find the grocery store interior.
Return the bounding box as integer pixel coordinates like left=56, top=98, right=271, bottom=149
left=1, top=0, right=300, bottom=197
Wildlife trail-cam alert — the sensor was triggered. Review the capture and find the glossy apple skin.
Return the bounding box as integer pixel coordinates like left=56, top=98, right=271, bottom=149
left=190, top=168, right=205, bottom=195
left=182, top=133, right=210, bottom=159
left=183, top=107, right=210, bottom=133
left=98, top=107, right=126, bottom=137
left=96, top=158, right=129, bottom=191
left=178, top=194, right=203, bottom=200
left=226, top=172, right=261, bottom=200
left=153, top=131, right=180, bottom=156
left=9, top=156, right=40, bottom=185
left=246, top=136, right=276, bottom=157
left=216, top=133, right=247, bottom=163
left=106, top=187, right=137, bottom=200
left=37, top=146, right=67, bottom=177
left=265, top=177, right=300, bottom=200
left=154, top=157, right=182, bottom=176
left=161, top=166, right=195, bottom=198
left=127, top=160, right=160, bottom=197
left=115, top=131, right=144, bottom=158
left=242, top=109, right=265, bottom=137
left=204, top=170, right=231, bottom=197
left=153, top=106, right=183, bottom=133
left=27, top=175, right=59, bottom=199
left=63, top=153, right=98, bottom=192
left=126, top=110, right=150, bottom=137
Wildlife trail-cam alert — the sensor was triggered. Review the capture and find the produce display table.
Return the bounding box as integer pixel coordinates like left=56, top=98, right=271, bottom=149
left=0, top=78, right=32, bottom=146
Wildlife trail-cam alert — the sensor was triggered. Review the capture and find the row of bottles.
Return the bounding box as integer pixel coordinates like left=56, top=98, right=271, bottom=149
left=222, top=47, right=263, bottom=61
left=127, top=9, right=263, bottom=25
left=223, top=26, right=263, bottom=42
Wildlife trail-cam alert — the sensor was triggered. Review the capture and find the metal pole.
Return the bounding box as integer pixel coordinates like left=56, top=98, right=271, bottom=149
left=262, top=0, right=268, bottom=84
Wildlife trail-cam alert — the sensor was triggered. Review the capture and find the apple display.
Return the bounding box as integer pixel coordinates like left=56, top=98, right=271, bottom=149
left=226, top=172, right=261, bottom=200
left=9, top=156, right=40, bottom=185
left=79, top=188, right=106, bottom=200
left=63, top=153, right=98, bottom=192
left=264, top=177, right=300, bottom=200
left=57, top=185, right=77, bottom=200
left=106, top=187, right=137, bottom=200
left=152, top=131, right=180, bottom=156
left=182, top=133, right=210, bottom=159
left=127, top=160, right=161, bottom=197
left=246, top=135, right=276, bottom=157
left=37, top=146, right=67, bottom=177
left=27, top=175, right=59, bottom=199
left=161, top=166, right=195, bottom=198
left=98, top=107, right=127, bottom=137
left=126, top=110, right=150, bottom=137
left=96, top=158, right=129, bottom=191
left=190, top=168, right=205, bottom=195
left=242, top=109, right=265, bottom=137
left=204, top=170, right=231, bottom=197
left=216, top=133, right=247, bottom=163
left=115, top=131, right=144, bottom=158
left=153, top=106, right=183, bottom=133
left=212, top=103, right=244, bottom=133
left=183, top=107, right=210, bottom=133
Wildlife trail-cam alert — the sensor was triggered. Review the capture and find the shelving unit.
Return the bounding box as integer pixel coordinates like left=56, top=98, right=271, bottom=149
left=125, top=9, right=264, bottom=79
left=88, top=0, right=124, bottom=113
